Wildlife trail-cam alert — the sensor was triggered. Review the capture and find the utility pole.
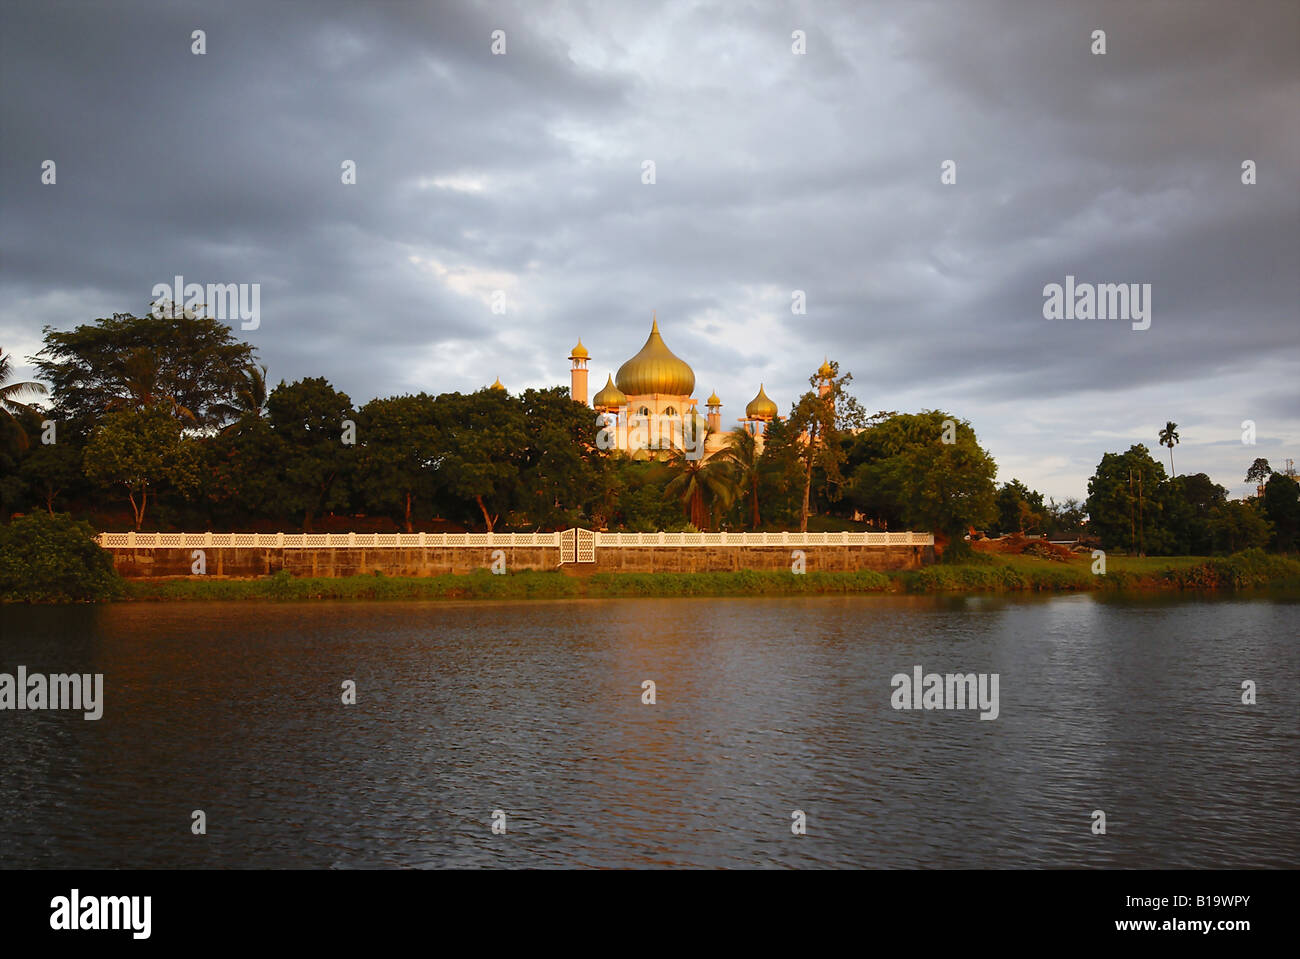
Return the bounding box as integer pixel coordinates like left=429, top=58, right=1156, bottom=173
left=1127, top=469, right=1133, bottom=555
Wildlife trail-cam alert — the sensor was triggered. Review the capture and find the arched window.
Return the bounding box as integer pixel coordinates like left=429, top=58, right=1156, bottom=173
left=638, top=406, right=650, bottom=417
left=663, top=406, right=677, bottom=416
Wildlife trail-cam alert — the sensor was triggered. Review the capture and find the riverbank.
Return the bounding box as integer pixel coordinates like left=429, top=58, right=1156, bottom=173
left=115, top=550, right=1300, bottom=601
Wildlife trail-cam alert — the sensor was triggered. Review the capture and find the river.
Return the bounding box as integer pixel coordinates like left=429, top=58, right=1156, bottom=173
left=1, top=593, right=1297, bottom=868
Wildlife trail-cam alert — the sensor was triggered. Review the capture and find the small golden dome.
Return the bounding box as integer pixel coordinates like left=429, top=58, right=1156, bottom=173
left=746, top=383, right=778, bottom=421
left=569, top=338, right=589, bottom=360
left=490, top=377, right=506, bottom=392
left=706, top=390, right=722, bottom=407
left=615, top=317, right=696, bottom=397
left=592, top=374, right=627, bottom=411
left=817, top=357, right=835, bottom=379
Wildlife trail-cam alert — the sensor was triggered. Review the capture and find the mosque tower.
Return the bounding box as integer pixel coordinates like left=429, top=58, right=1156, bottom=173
left=569, top=339, right=589, bottom=405
left=706, top=390, right=722, bottom=433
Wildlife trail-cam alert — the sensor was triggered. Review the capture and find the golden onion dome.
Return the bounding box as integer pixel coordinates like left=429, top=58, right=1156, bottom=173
left=817, top=357, right=835, bottom=379
left=706, top=390, right=722, bottom=407
left=615, top=317, right=695, bottom=397
left=746, top=383, right=778, bottom=420
left=490, top=377, right=506, bottom=392
left=592, top=374, right=628, bottom=411
left=569, top=338, right=589, bottom=360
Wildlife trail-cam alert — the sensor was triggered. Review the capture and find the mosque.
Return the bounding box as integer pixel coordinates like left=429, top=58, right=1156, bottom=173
left=523, top=315, right=831, bottom=458
left=566, top=317, right=775, bottom=458
left=486, top=314, right=832, bottom=454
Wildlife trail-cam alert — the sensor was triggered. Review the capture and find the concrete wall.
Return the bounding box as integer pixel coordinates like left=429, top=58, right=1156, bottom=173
left=107, top=544, right=934, bottom=578
left=108, top=546, right=557, bottom=578
left=588, top=544, right=932, bottom=574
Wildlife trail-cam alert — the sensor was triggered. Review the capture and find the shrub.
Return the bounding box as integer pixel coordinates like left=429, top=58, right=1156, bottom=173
left=0, top=512, right=123, bottom=602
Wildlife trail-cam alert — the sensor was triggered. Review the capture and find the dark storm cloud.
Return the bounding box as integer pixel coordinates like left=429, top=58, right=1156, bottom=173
left=1, top=0, right=1296, bottom=499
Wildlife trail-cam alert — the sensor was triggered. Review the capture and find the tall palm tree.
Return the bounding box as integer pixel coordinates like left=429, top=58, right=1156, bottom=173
left=664, top=447, right=739, bottom=531
left=0, top=347, right=48, bottom=448
left=1158, top=421, right=1180, bottom=476
left=726, top=427, right=763, bottom=529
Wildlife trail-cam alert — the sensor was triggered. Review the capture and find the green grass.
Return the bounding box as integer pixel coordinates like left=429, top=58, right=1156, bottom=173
left=114, top=549, right=1300, bottom=602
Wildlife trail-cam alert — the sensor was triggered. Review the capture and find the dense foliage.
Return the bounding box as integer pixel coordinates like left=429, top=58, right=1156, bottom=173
left=0, top=512, right=122, bottom=602
left=1083, top=444, right=1278, bottom=556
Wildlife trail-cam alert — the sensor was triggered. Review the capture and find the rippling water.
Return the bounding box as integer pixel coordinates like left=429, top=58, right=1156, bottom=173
left=1, top=593, right=1297, bottom=868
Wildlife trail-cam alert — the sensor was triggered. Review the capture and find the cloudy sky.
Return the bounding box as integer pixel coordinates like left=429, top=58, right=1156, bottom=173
left=2, top=0, right=1296, bottom=501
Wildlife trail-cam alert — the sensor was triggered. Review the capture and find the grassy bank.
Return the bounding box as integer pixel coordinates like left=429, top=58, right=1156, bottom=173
left=114, top=550, right=1300, bottom=601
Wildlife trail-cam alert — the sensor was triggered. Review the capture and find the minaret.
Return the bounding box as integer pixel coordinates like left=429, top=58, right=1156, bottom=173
left=706, top=390, right=722, bottom=433
left=569, top=338, right=590, bottom=405
left=817, top=357, right=834, bottom=397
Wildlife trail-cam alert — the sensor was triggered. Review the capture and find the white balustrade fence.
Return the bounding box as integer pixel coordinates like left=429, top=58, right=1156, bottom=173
left=96, top=531, right=563, bottom=549
left=97, top=530, right=933, bottom=549
left=593, top=531, right=932, bottom=547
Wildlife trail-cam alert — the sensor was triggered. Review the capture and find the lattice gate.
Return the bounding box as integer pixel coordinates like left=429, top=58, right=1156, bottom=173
left=559, top=528, right=596, bottom=564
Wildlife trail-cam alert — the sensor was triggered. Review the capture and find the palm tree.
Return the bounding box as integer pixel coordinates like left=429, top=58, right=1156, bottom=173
left=216, top=363, right=269, bottom=432
left=1158, top=421, right=1180, bottom=476
left=0, top=347, right=48, bottom=448
left=727, top=427, right=763, bottom=529
left=664, top=447, right=739, bottom=531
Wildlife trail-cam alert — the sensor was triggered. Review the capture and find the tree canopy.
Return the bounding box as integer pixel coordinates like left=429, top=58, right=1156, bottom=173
left=2, top=310, right=1293, bottom=555
left=32, top=311, right=256, bottom=427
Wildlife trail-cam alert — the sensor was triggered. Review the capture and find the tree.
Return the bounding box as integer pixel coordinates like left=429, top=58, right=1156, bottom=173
left=788, top=361, right=867, bottom=532
left=1045, top=497, right=1085, bottom=540
left=1245, top=458, right=1272, bottom=490
left=1162, top=473, right=1227, bottom=555
left=726, top=427, right=763, bottom=529
left=205, top=413, right=287, bottom=527
left=1261, top=473, right=1300, bottom=552
left=1206, top=500, right=1272, bottom=554
left=754, top=415, right=804, bottom=530
left=430, top=388, right=527, bottom=531
left=1, top=346, right=48, bottom=448
left=663, top=447, right=739, bottom=531
left=994, top=479, right=1048, bottom=535
left=594, top=457, right=681, bottom=532
left=1158, top=421, right=1180, bottom=475
left=1084, top=445, right=1168, bottom=554
left=104, top=346, right=198, bottom=424
left=33, top=311, right=256, bottom=428
left=215, top=363, right=270, bottom=429
left=19, top=414, right=90, bottom=514
left=0, top=512, right=123, bottom=602
left=83, top=406, right=201, bottom=529
left=355, top=394, right=439, bottom=532
left=517, top=386, right=602, bottom=529
left=846, top=410, right=997, bottom=550
left=266, top=377, right=356, bottom=531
